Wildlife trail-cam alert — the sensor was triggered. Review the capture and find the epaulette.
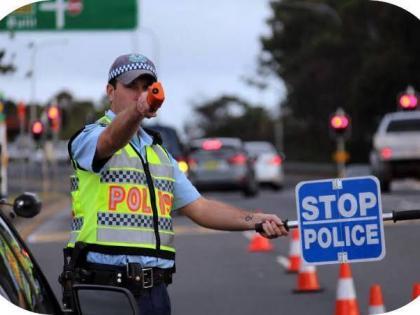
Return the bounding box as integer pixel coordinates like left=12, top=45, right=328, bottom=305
left=143, top=127, right=163, bottom=145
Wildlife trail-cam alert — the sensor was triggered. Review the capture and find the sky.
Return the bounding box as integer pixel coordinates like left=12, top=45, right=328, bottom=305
left=0, top=0, right=286, bottom=131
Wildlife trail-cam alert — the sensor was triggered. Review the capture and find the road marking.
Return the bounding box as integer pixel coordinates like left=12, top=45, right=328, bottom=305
left=27, top=225, right=227, bottom=243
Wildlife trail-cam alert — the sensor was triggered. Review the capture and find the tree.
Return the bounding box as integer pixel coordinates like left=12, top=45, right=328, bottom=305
left=189, top=95, right=276, bottom=143
left=259, top=0, right=420, bottom=162
left=50, top=90, right=98, bottom=139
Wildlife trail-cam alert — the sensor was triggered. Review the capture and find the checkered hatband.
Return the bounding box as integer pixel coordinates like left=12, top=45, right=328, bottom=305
left=71, top=217, right=84, bottom=231
left=100, top=170, right=147, bottom=184
left=108, top=62, right=157, bottom=82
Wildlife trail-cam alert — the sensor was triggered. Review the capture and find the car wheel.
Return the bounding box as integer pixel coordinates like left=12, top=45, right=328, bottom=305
left=243, top=178, right=259, bottom=198
left=380, top=180, right=391, bottom=193
left=270, top=182, right=283, bottom=191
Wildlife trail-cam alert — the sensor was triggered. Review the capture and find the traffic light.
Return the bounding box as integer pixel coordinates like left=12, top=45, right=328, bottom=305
left=47, top=105, right=60, bottom=132
left=397, top=86, right=418, bottom=111
left=329, top=108, right=351, bottom=177
left=329, top=111, right=350, bottom=136
left=17, top=101, right=26, bottom=121
left=398, top=92, right=418, bottom=111
left=31, top=120, right=44, bottom=142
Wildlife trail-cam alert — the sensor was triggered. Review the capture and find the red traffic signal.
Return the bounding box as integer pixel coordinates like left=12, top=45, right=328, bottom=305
left=47, top=105, right=59, bottom=120
left=398, top=93, right=418, bottom=110
left=17, top=101, right=26, bottom=121
left=330, top=114, right=350, bottom=132
left=31, top=120, right=44, bottom=141
left=47, top=105, right=61, bottom=132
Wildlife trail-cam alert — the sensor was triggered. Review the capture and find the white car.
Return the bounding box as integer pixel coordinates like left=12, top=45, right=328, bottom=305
left=370, top=111, right=420, bottom=192
left=244, top=141, right=284, bottom=190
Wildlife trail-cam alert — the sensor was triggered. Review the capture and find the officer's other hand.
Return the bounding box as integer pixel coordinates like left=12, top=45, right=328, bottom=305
left=136, top=91, right=157, bottom=118
left=256, top=214, right=288, bottom=239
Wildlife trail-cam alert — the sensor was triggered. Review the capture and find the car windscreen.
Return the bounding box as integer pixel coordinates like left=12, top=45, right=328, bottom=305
left=386, top=118, right=420, bottom=132
left=245, top=143, right=275, bottom=155
left=190, top=147, right=238, bottom=160
left=146, top=126, right=183, bottom=157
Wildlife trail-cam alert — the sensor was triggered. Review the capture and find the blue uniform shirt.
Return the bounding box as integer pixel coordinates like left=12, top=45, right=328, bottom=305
left=71, top=110, right=200, bottom=268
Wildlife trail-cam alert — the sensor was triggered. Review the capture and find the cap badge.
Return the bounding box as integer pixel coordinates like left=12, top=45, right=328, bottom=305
left=128, top=54, right=148, bottom=63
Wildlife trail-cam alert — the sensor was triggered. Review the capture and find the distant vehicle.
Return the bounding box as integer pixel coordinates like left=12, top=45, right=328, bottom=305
left=370, top=111, right=420, bottom=192
left=144, top=124, right=189, bottom=174
left=54, top=140, right=70, bottom=164
left=244, top=141, right=284, bottom=190
left=188, top=137, right=258, bottom=197
left=7, top=135, right=35, bottom=161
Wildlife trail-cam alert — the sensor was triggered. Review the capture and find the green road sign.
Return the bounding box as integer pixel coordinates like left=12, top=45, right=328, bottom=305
left=0, top=0, right=137, bottom=31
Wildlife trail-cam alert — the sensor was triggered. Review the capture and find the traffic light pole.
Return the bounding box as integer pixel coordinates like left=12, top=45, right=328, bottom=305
left=337, top=136, right=346, bottom=178
left=330, top=108, right=350, bottom=178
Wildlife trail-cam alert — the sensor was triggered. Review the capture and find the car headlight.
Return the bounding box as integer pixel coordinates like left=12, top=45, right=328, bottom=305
left=178, top=161, right=189, bottom=173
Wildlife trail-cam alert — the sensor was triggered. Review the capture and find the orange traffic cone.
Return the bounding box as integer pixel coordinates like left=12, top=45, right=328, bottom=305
left=248, top=233, right=273, bottom=252
left=335, top=263, right=360, bottom=315
left=368, top=284, right=385, bottom=314
left=412, top=283, right=420, bottom=300
left=293, top=263, right=323, bottom=293
left=287, top=229, right=301, bottom=273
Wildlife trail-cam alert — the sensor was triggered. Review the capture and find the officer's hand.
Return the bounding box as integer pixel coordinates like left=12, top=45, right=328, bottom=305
left=255, top=213, right=288, bottom=239
left=136, top=91, right=157, bottom=118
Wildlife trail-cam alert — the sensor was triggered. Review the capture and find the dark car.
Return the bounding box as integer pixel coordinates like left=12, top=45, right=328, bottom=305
left=0, top=194, right=62, bottom=314
left=144, top=124, right=189, bottom=175
left=188, top=137, right=259, bottom=197
left=0, top=194, right=138, bottom=315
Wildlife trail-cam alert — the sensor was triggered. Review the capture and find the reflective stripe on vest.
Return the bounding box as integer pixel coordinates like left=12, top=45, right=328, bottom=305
left=69, top=231, right=78, bottom=245
left=97, top=229, right=174, bottom=249
left=106, top=145, right=173, bottom=176
left=67, top=217, right=83, bottom=247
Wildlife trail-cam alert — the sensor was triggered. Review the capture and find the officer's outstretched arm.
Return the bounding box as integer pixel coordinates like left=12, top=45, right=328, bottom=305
left=96, top=90, right=151, bottom=160
left=180, top=197, right=288, bottom=238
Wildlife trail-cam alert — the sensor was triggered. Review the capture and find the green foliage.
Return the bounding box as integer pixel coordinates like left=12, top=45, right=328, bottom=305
left=260, top=0, right=420, bottom=162
left=191, top=95, right=276, bottom=143
left=60, top=100, right=97, bottom=139
left=56, top=90, right=106, bottom=139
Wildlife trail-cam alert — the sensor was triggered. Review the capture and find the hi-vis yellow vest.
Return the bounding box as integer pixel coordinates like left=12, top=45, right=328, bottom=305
left=67, top=116, right=176, bottom=260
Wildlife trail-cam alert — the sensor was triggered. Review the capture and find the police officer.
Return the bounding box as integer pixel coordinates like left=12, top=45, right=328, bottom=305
left=64, top=53, right=288, bottom=315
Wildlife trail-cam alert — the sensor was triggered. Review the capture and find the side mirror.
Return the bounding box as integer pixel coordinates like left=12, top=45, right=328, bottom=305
left=72, top=284, right=139, bottom=315
left=13, top=192, right=42, bottom=218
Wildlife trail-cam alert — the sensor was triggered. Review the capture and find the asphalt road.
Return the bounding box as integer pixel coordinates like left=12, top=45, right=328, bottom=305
left=25, top=175, right=420, bottom=315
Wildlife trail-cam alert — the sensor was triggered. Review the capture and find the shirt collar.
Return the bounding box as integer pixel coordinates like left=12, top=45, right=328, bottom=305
left=105, top=110, right=153, bottom=146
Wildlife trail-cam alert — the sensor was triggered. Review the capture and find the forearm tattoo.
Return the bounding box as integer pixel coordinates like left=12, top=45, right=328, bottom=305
left=244, top=215, right=253, bottom=222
